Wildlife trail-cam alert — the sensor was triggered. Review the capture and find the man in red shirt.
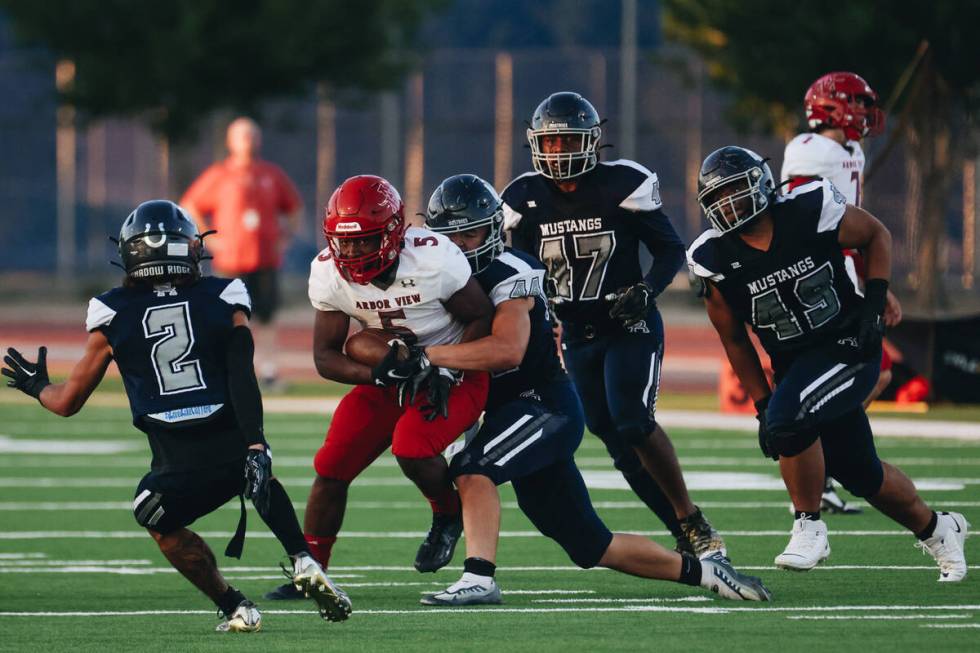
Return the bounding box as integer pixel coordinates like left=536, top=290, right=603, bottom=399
left=181, top=117, right=302, bottom=385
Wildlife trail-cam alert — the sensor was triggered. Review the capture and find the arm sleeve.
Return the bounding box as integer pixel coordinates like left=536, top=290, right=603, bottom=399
left=632, top=208, right=687, bottom=296
left=224, top=326, right=266, bottom=447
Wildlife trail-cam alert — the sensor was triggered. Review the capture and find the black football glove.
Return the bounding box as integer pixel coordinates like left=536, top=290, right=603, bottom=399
left=754, top=396, right=778, bottom=460
left=243, top=448, right=273, bottom=516
left=607, top=282, right=655, bottom=326
left=2, top=346, right=50, bottom=400
left=857, top=279, right=889, bottom=361
left=371, top=340, right=425, bottom=387
left=396, top=353, right=435, bottom=407
left=420, top=367, right=461, bottom=421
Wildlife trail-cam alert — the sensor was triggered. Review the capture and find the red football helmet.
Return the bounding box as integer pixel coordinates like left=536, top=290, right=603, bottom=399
left=804, top=72, right=885, bottom=141
left=323, top=175, right=405, bottom=284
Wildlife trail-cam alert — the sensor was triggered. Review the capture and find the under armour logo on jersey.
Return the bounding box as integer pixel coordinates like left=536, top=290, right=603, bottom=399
left=626, top=321, right=650, bottom=334
left=731, top=261, right=741, bottom=269
left=527, top=200, right=537, bottom=208
left=400, top=279, right=416, bottom=288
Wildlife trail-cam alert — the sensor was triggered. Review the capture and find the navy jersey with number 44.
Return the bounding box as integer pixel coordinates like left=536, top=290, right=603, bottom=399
left=86, top=276, right=252, bottom=427
left=503, top=160, right=685, bottom=330
left=474, top=248, right=566, bottom=411
left=687, top=179, right=864, bottom=371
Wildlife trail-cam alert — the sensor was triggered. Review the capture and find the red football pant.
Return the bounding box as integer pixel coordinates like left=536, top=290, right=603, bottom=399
left=313, top=372, right=489, bottom=481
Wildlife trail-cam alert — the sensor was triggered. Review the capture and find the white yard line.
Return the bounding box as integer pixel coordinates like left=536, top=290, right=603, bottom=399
left=787, top=614, right=971, bottom=621
left=921, top=624, right=980, bottom=629
left=2, top=604, right=979, bottom=618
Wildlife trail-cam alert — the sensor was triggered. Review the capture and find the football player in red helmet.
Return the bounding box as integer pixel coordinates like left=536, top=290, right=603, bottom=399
left=782, top=72, right=901, bottom=515
left=323, top=174, right=407, bottom=284
left=265, top=175, right=494, bottom=601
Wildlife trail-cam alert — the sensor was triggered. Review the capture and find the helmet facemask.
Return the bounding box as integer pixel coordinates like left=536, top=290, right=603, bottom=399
left=698, top=166, right=771, bottom=234
left=324, top=217, right=404, bottom=285
left=527, top=126, right=601, bottom=181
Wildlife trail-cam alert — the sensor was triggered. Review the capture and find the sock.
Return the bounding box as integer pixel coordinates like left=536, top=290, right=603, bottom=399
left=464, top=556, right=496, bottom=578
left=217, top=586, right=248, bottom=617
left=676, top=552, right=702, bottom=586
left=916, top=511, right=939, bottom=541
left=794, top=510, right=821, bottom=521
left=255, top=479, right=308, bottom=556
left=304, top=534, right=337, bottom=568
left=426, top=486, right=461, bottom=515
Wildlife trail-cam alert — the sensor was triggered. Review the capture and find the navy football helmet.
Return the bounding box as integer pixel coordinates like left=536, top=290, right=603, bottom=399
left=697, top=146, right=776, bottom=233
left=425, top=174, right=504, bottom=274
left=527, top=92, right=602, bottom=181
left=117, top=200, right=204, bottom=281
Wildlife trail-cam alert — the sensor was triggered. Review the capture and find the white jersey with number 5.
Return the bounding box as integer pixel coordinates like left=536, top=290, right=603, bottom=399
left=308, top=226, right=472, bottom=346
left=781, top=132, right=865, bottom=206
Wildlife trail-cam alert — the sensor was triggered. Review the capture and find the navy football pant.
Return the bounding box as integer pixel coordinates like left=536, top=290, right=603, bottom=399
left=561, top=311, right=682, bottom=536
left=449, top=381, right=613, bottom=568
left=766, top=345, right=885, bottom=497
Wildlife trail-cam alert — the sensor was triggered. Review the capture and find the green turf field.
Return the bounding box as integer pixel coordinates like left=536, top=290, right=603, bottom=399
left=0, top=392, right=977, bottom=652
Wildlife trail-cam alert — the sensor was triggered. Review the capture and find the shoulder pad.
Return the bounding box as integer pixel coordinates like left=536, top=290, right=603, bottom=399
left=685, top=229, right=726, bottom=282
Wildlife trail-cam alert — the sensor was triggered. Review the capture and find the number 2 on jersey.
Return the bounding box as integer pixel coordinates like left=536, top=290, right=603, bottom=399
left=539, top=231, right=616, bottom=301
left=143, top=302, right=206, bottom=395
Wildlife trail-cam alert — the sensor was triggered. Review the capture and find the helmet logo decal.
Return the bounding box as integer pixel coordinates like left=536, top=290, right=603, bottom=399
left=143, top=222, right=167, bottom=248
left=334, top=221, right=362, bottom=233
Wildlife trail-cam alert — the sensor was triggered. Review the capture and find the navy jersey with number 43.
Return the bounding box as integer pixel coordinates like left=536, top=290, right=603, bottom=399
left=474, top=248, right=566, bottom=411
left=86, top=276, right=252, bottom=427
left=503, top=160, right=685, bottom=330
left=687, top=179, right=864, bottom=370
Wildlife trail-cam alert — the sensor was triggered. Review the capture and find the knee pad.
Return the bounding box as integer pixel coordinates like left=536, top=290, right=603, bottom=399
left=616, top=423, right=652, bottom=447
left=830, top=457, right=884, bottom=498
left=767, top=420, right=820, bottom=457
left=313, top=445, right=360, bottom=482
left=133, top=490, right=167, bottom=529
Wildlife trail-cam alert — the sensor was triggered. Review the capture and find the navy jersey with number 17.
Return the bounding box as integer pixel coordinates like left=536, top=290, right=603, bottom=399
left=686, top=179, right=864, bottom=373
left=503, top=160, right=685, bottom=331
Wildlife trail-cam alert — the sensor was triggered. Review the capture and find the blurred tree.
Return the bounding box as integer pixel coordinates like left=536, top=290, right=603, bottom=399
left=663, top=0, right=980, bottom=312
left=0, top=0, right=446, bottom=141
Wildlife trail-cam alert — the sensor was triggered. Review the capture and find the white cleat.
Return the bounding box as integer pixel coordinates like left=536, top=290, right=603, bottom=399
left=775, top=517, right=830, bottom=571
left=700, top=552, right=772, bottom=601
left=916, top=511, right=970, bottom=582
left=420, top=572, right=502, bottom=606
left=292, top=553, right=353, bottom=621
left=215, top=600, right=261, bottom=632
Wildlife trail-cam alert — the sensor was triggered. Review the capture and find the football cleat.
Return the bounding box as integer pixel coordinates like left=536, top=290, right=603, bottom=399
left=215, top=600, right=261, bottom=633
left=679, top=508, right=727, bottom=559
left=674, top=533, right=695, bottom=556
left=775, top=517, right=830, bottom=571
left=420, top=573, right=502, bottom=606
left=414, top=512, right=463, bottom=572
left=290, top=553, right=353, bottom=622
left=821, top=478, right=862, bottom=514
left=700, top=552, right=772, bottom=601
left=263, top=581, right=305, bottom=601
left=915, top=511, right=970, bottom=582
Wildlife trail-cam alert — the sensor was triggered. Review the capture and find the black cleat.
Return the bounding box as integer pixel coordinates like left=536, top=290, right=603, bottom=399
left=415, top=512, right=463, bottom=572
left=263, top=582, right=306, bottom=600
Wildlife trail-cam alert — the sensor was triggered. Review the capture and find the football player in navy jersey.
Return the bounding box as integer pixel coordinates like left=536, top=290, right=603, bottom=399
left=2, top=200, right=352, bottom=630
left=411, top=174, right=770, bottom=605
left=503, top=91, right=724, bottom=557
left=687, top=146, right=969, bottom=581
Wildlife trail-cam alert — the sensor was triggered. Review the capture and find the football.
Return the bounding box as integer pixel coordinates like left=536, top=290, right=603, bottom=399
left=344, top=327, right=406, bottom=366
